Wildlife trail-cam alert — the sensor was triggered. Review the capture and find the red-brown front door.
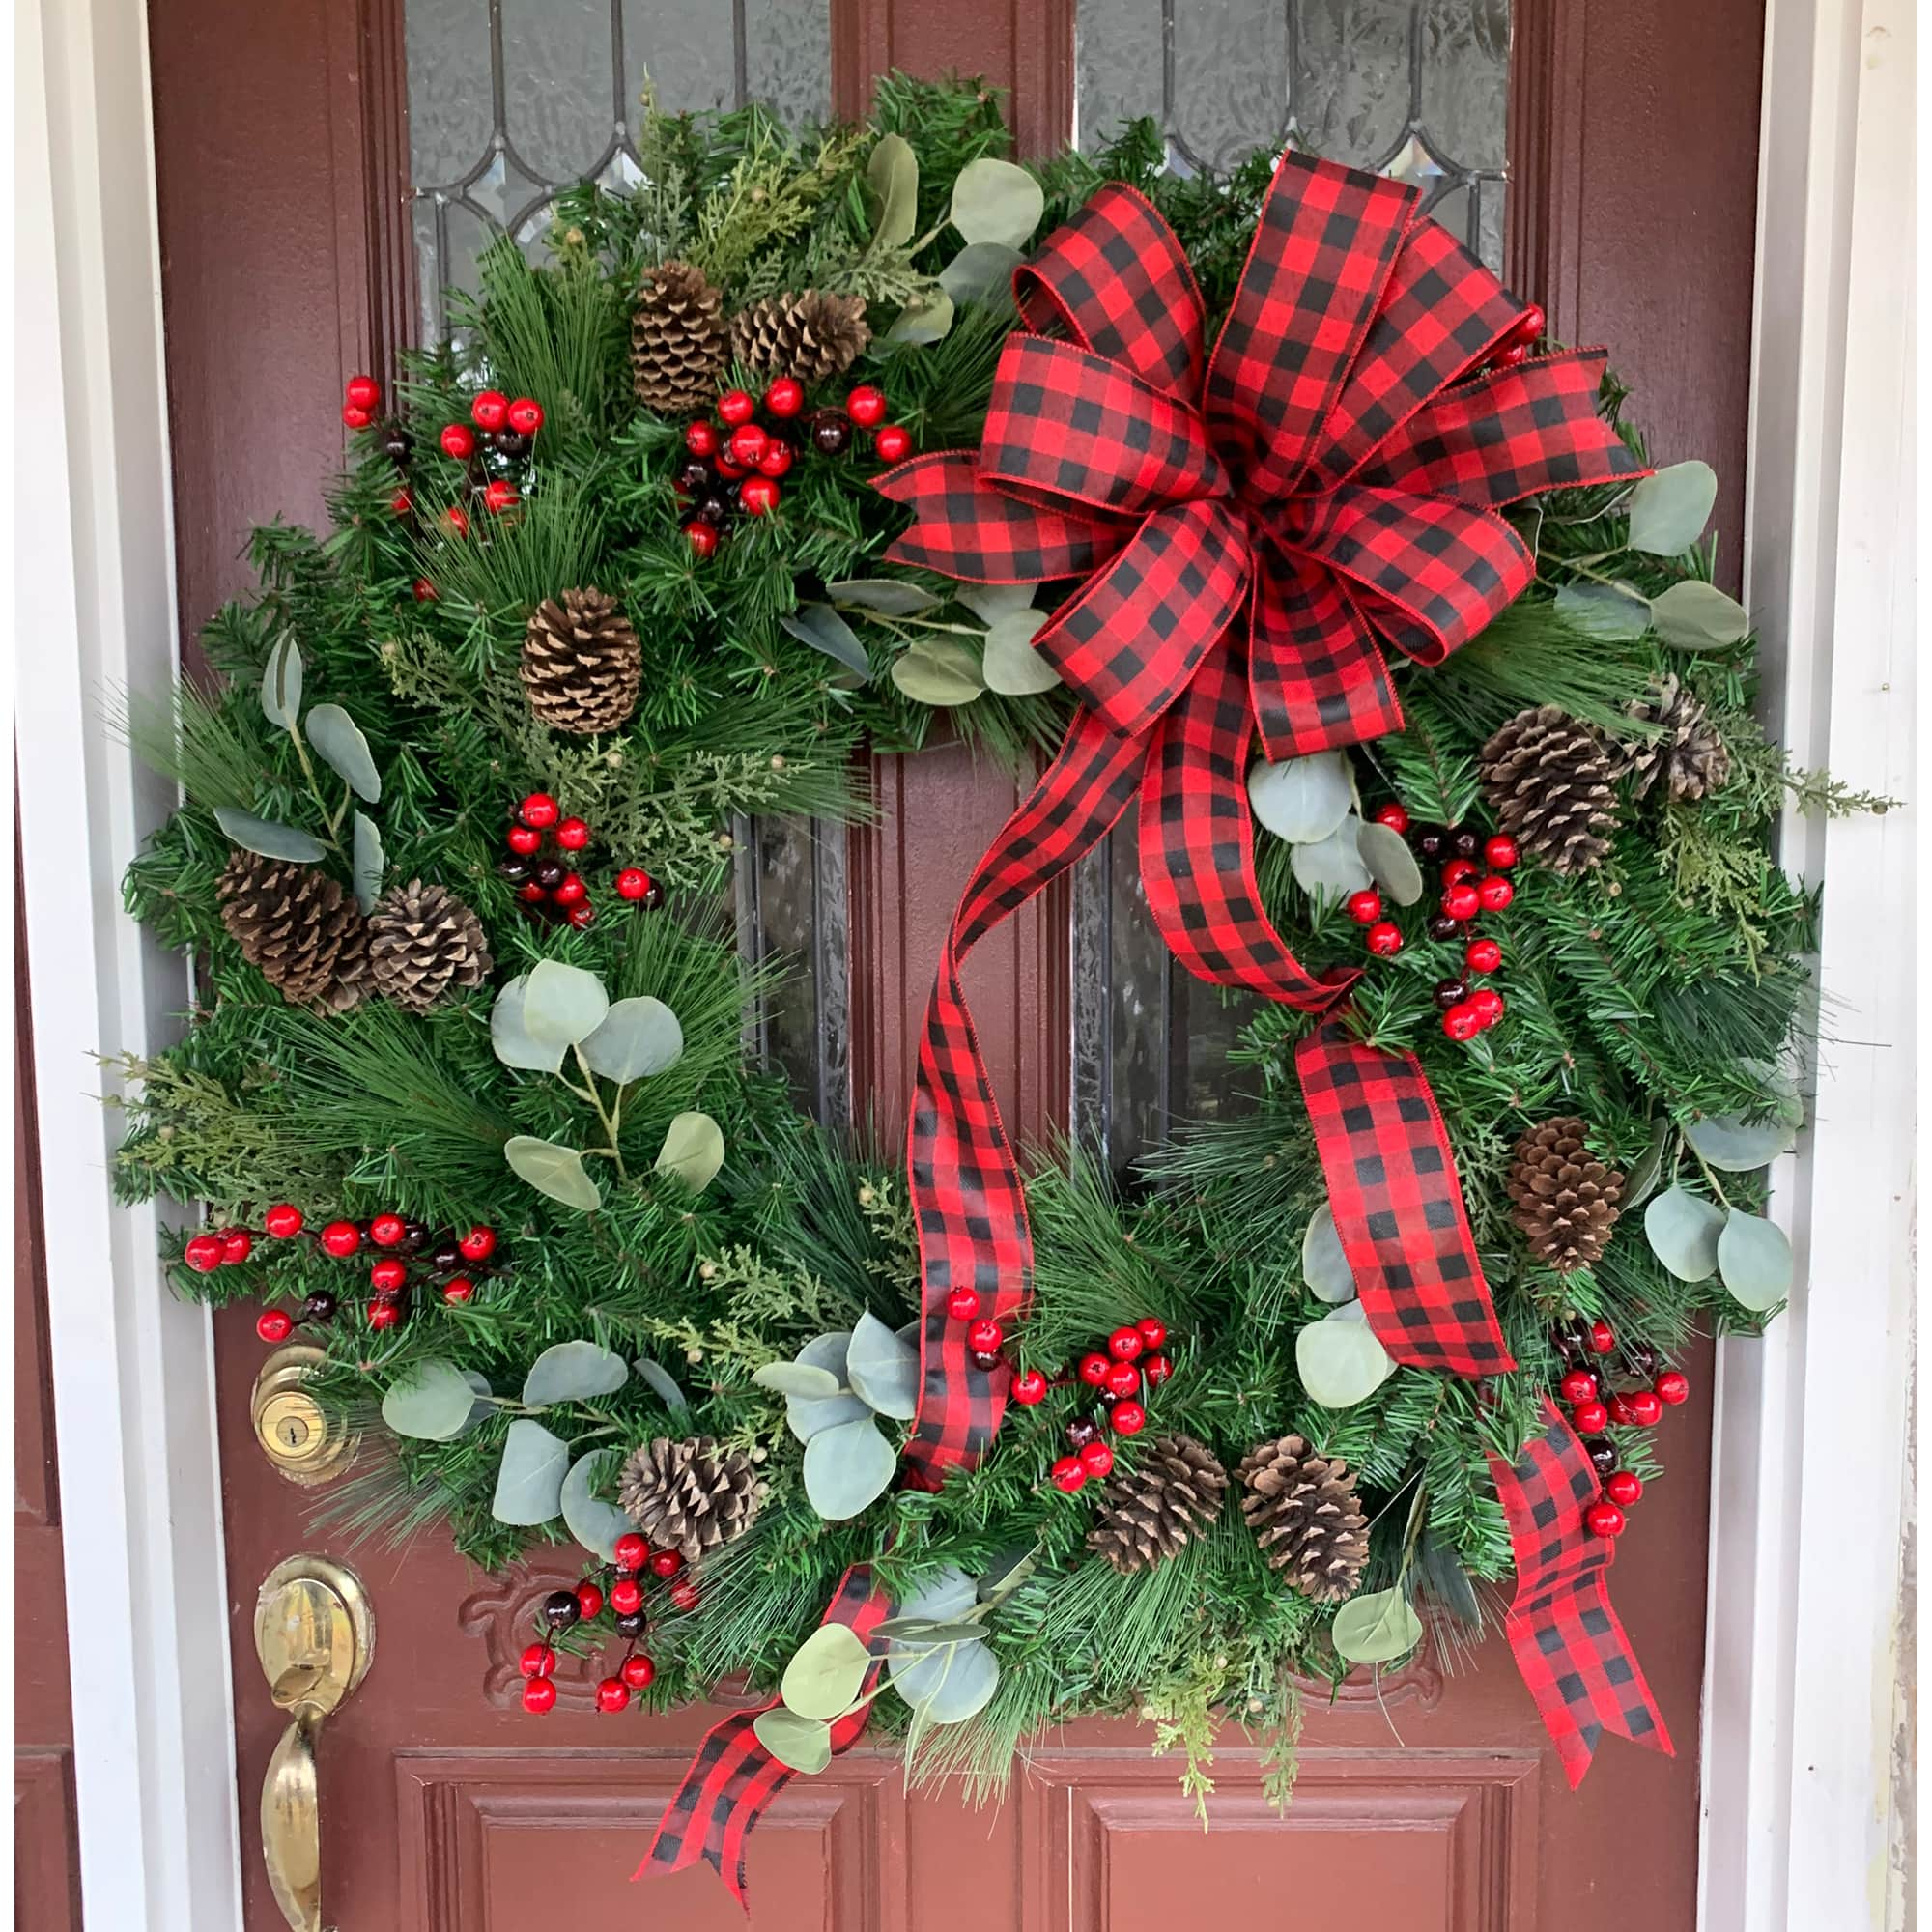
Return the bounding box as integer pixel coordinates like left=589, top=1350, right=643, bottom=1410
left=143, top=1, right=1763, bottom=1923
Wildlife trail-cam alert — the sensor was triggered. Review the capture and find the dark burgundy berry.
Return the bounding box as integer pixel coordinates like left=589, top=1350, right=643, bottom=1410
left=494, top=429, right=532, bottom=459
left=1451, top=829, right=1480, bottom=859
left=1625, top=1342, right=1659, bottom=1378
left=1434, top=978, right=1469, bottom=1009
left=497, top=858, right=532, bottom=885
left=970, top=1349, right=1002, bottom=1371
left=381, top=426, right=412, bottom=464
left=399, top=1220, right=430, bottom=1254
left=614, top=1608, right=647, bottom=1638
left=542, top=1588, right=582, bottom=1630
left=676, top=458, right=712, bottom=493
left=1427, top=913, right=1463, bottom=942
left=1583, top=1435, right=1618, bottom=1477
left=811, top=413, right=852, bottom=455
left=1416, top=827, right=1447, bottom=861
left=301, top=1291, right=338, bottom=1323
left=695, top=492, right=732, bottom=525
left=1065, top=1416, right=1099, bottom=1451
left=535, top=860, right=567, bottom=891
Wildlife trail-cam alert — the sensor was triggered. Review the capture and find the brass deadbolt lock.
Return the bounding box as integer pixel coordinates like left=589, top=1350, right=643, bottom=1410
left=251, top=1346, right=356, bottom=1486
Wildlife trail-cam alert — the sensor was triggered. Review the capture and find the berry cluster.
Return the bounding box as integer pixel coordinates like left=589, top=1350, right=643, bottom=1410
left=1489, top=303, right=1546, bottom=370
left=1546, top=1315, right=1691, bottom=1538
left=1350, top=804, right=1518, bottom=1044
left=676, top=381, right=910, bottom=558
left=517, top=1531, right=700, bottom=1716
left=497, top=792, right=661, bottom=929
left=997, top=1317, right=1176, bottom=1496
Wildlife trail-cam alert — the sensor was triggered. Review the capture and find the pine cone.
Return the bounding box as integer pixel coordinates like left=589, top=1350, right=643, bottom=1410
left=630, top=261, right=728, bottom=417
left=1479, top=705, right=1620, bottom=873
left=728, top=291, right=870, bottom=385
left=1506, top=1116, right=1624, bottom=1272
left=217, top=851, right=369, bottom=1012
left=1237, top=1435, right=1370, bottom=1603
left=1086, top=1435, right=1228, bottom=1574
left=366, top=879, right=491, bottom=1012
left=520, top=587, right=642, bottom=735
left=1614, top=674, right=1732, bottom=802
left=618, top=1436, right=766, bottom=1564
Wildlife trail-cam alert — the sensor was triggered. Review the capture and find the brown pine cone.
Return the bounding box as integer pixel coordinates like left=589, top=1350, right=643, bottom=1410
left=728, top=291, right=871, bottom=385
left=366, top=879, right=491, bottom=1012
left=217, top=851, right=368, bottom=1012
left=1479, top=705, right=1620, bottom=873
left=618, top=1435, right=766, bottom=1565
left=1506, top=1116, right=1624, bottom=1271
left=520, top=586, right=641, bottom=735
left=1615, top=674, right=1732, bottom=802
left=1086, top=1435, right=1228, bottom=1574
left=630, top=261, right=728, bottom=417
left=1236, top=1435, right=1369, bottom=1603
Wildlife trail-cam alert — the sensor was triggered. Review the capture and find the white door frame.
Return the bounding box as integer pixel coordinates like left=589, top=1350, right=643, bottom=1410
left=14, top=0, right=1912, bottom=1925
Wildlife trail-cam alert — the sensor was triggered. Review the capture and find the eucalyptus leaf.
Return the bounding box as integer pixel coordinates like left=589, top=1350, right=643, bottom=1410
left=786, top=1391, right=872, bottom=1443
left=885, top=288, right=955, bottom=346
left=490, top=976, right=566, bottom=1074
left=1554, top=580, right=1654, bottom=640
left=825, top=578, right=941, bottom=616
left=1621, top=1119, right=1671, bottom=1210
left=1295, top=1300, right=1395, bottom=1407
left=581, top=996, right=683, bottom=1083
left=797, top=1332, right=853, bottom=1379
left=898, top=1620, right=989, bottom=1645
left=1643, top=1185, right=1726, bottom=1282
left=521, top=959, right=610, bottom=1046
left=380, top=1358, right=477, bottom=1440
left=503, top=1135, right=602, bottom=1212
left=212, top=806, right=327, bottom=864
left=1290, top=815, right=1373, bottom=898
left=753, top=1706, right=833, bottom=1775
left=1330, top=1587, right=1423, bottom=1664
left=976, top=1547, right=1037, bottom=1605
left=781, top=603, right=871, bottom=676
left=304, top=703, right=382, bottom=803
left=846, top=1309, right=919, bottom=1420
left=889, top=1636, right=1000, bottom=1722
left=894, top=1566, right=977, bottom=1626
left=560, top=1449, right=635, bottom=1562
left=956, top=583, right=1036, bottom=625
left=1652, top=580, right=1750, bottom=651
left=752, top=1360, right=844, bottom=1399
left=633, top=1357, right=689, bottom=1410
left=655, top=1110, right=724, bottom=1193
left=1355, top=820, right=1424, bottom=905
left=1684, top=1107, right=1799, bottom=1172
left=1717, top=1209, right=1794, bottom=1311
left=980, top=609, right=1062, bottom=695
left=1300, top=1204, right=1356, bottom=1304
left=522, top=1339, right=629, bottom=1406
left=949, top=157, right=1045, bottom=248
left=1628, top=460, right=1718, bottom=554
left=351, top=810, right=384, bottom=914
left=1247, top=750, right=1352, bottom=844
left=260, top=632, right=303, bottom=732
left=891, top=638, right=984, bottom=706
left=867, top=132, right=919, bottom=250
left=939, top=241, right=1023, bottom=311
left=781, top=1624, right=873, bottom=1720
left=491, top=1418, right=569, bottom=1525
left=801, top=1415, right=896, bottom=1520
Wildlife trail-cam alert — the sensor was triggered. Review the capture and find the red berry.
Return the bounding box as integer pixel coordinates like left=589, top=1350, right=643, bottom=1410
left=1109, top=1400, right=1147, bottom=1436
left=255, top=1309, right=294, bottom=1344
left=519, top=792, right=560, bottom=830
left=619, top=1653, right=656, bottom=1690
left=367, top=1299, right=402, bottom=1330
left=846, top=384, right=886, bottom=428
left=1484, top=834, right=1519, bottom=870
left=1627, top=1389, right=1664, bottom=1426
left=1511, top=303, right=1546, bottom=346
left=344, top=374, right=381, bottom=411
left=1078, top=1440, right=1114, bottom=1477
left=1492, top=340, right=1530, bottom=369
left=1442, top=1002, right=1483, bottom=1042
left=265, top=1204, right=304, bottom=1239
left=1558, top=1368, right=1598, bottom=1405
left=1588, top=1320, right=1616, bottom=1354
left=505, top=823, right=542, bottom=857
left=713, top=455, right=747, bottom=481
left=341, top=404, right=373, bottom=430
left=684, top=518, right=719, bottom=558
left=946, top=1287, right=980, bottom=1321
left=739, top=475, right=780, bottom=517
left=1078, top=1352, right=1111, bottom=1387
left=554, top=817, right=591, bottom=851
left=390, top=488, right=413, bottom=515
left=1141, top=1352, right=1173, bottom=1387
left=183, top=1233, right=224, bottom=1274
left=1585, top=1500, right=1627, bottom=1538
left=684, top=420, right=720, bottom=458
left=1441, top=882, right=1480, bottom=922
left=1346, top=889, right=1382, bottom=925
left=506, top=397, right=543, bottom=436
left=1102, top=1360, right=1140, bottom=1399
left=1465, top=937, right=1502, bottom=975
left=1365, top=921, right=1404, bottom=957
left=615, top=867, right=657, bottom=903
left=1655, top=1370, right=1690, bottom=1406
left=614, top=1532, right=648, bottom=1571
left=1051, top=1456, right=1088, bottom=1493
left=1135, top=1318, right=1168, bottom=1349
left=522, top=1676, right=558, bottom=1714
left=440, top=505, right=469, bottom=538
left=727, top=423, right=768, bottom=468
left=320, top=1220, right=360, bottom=1258
left=439, top=423, right=475, bottom=460
left=1467, top=987, right=1502, bottom=1028
left=1441, top=856, right=1478, bottom=886
left=669, top=1580, right=700, bottom=1613
left=458, top=1226, right=497, bottom=1263
left=610, top=1577, right=643, bottom=1617
left=220, top=1229, right=254, bottom=1265
left=756, top=441, right=795, bottom=479
left=1476, top=874, right=1514, bottom=912
left=1606, top=1393, right=1637, bottom=1427
left=470, top=390, right=509, bottom=431
left=442, top=1276, right=475, bottom=1304
left=551, top=872, right=587, bottom=907
left=520, top=1642, right=555, bottom=1679
left=1107, top=1325, right=1145, bottom=1362
left=1571, top=1399, right=1609, bottom=1434
left=647, top=1548, right=684, bottom=1580
left=412, top=578, right=438, bottom=603
left=369, top=1213, right=407, bottom=1248
left=483, top=478, right=519, bottom=514
left=1011, top=1369, right=1049, bottom=1406
left=370, top=1258, right=408, bottom=1293
left=1605, top=1470, right=1644, bottom=1507
left=576, top=1581, right=605, bottom=1620
left=762, top=378, right=805, bottom=419
left=966, top=1318, right=1004, bottom=1354
left=873, top=424, right=913, bottom=464
left=1371, top=803, right=1411, bottom=834
left=517, top=881, right=547, bottom=903
left=717, top=388, right=755, bottom=426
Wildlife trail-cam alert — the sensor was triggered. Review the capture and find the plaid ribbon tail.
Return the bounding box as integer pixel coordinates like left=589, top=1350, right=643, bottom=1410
left=1487, top=1400, right=1673, bottom=1786
left=638, top=1567, right=895, bottom=1906
left=1294, top=1024, right=1513, bottom=1376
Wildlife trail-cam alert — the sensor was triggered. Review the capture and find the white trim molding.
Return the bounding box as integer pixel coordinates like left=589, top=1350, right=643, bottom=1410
left=1702, top=1, right=1916, bottom=1928
left=16, top=0, right=244, bottom=1924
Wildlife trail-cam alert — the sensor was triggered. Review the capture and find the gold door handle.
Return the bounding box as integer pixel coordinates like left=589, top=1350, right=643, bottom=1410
left=255, top=1556, right=375, bottom=1932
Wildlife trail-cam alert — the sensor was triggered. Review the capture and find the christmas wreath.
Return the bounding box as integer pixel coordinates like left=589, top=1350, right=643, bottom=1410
left=114, top=77, right=1882, bottom=1899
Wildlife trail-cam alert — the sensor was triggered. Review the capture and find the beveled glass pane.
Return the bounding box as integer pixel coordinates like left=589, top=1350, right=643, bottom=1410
left=622, top=0, right=738, bottom=121
left=500, top=0, right=621, bottom=185
left=1292, top=0, right=1411, bottom=169
left=1071, top=0, right=1165, bottom=152
left=1171, top=2, right=1290, bottom=171
left=1419, top=0, right=1510, bottom=168
left=406, top=0, right=496, bottom=185
left=745, top=0, right=835, bottom=128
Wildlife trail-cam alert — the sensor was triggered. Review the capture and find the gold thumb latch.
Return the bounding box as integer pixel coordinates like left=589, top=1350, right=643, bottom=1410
left=252, top=1345, right=357, bottom=1486
left=255, top=1556, right=374, bottom=1932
